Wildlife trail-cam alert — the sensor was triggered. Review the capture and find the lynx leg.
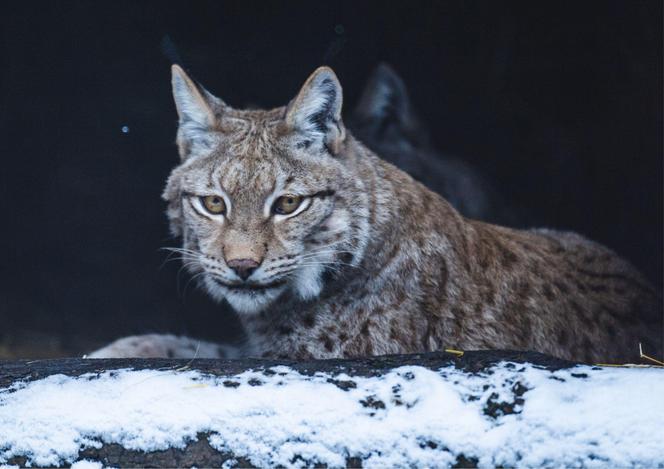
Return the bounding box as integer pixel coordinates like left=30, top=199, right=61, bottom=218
left=85, top=334, right=241, bottom=359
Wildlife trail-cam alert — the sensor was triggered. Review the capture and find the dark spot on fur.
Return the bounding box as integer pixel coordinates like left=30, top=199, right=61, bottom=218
left=569, top=300, right=584, bottom=318
left=516, top=280, right=531, bottom=298
left=558, top=329, right=569, bottom=346
left=320, top=334, right=334, bottom=352
left=498, top=244, right=519, bottom=268
left=553, top=280, right=570, bottom=294
left=296, top=139, right=313, bottom=149
left=303, top=314, right=316, bottom=328
left=297, top=345, right=309, bottom=358
left=543, top=283, right=555, bottom=301
left=451, top=307, right=465, bottom=337
left=393, top=289, right=407, bottom=308
left=339, top=332, right=348, bottom=341
left=339, top=252, right=354, bottom=264
left=583, top=336, right=594, bottom=362
left=482, top=286, right=496, bottom=306
left=278, top=325, right=294, bottom=336
left=478, top=247, right=491, bottom=270
left=520, top=315, right=533, bottom=343
left=360, top=320, right=371, bottom=336
left=588, top=283, right=608, bottom=293
left=385, top=242, right=400, bottom=264
left=223, top=380, right=241, bottom=388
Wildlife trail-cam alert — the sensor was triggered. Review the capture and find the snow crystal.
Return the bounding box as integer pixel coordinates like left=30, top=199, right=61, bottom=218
left=0, top=362, right=662, bottom=467
left=70, top=460, right=102, bottom=469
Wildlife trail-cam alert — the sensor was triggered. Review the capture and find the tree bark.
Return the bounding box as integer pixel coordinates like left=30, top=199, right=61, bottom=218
left=1, top=350, right=579, bottom=468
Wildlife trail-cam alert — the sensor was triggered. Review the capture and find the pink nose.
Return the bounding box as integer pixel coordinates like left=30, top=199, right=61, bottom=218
left=227, top=258, right=260, bottom=281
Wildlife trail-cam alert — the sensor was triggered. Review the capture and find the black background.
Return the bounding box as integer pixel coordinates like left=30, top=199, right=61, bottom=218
left=1, top=1, right=661, bottom=357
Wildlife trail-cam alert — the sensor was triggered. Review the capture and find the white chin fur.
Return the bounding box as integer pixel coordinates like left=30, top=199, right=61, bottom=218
left=293, top=263, right=324, bottom=300
left=203, top=276, right=283, bottom=315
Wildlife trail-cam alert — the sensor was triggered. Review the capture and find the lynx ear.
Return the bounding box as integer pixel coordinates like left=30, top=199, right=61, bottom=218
left=171, top=64, right=224, bottom=159
left=354, top=63, right=414, bottom=130
left=285, top=66, right=346, bottom=155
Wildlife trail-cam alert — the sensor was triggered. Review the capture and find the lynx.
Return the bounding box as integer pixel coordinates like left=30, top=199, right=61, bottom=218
left=89, top=65, right=662, bottom=363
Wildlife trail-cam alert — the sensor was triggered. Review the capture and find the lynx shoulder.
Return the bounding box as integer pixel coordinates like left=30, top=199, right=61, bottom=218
left=91, top=65, right=662, bottom=363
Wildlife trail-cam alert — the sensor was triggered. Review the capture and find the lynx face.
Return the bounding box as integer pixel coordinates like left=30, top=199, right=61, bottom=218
left=163, top=66, right=370, bottom=315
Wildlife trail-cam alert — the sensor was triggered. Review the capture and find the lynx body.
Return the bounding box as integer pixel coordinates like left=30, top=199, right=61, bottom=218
left=90, top=66, right=662, bottom=363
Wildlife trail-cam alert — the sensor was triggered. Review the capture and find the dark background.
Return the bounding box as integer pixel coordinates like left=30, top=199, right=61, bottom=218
left=1, top=1, right=661, bottom=357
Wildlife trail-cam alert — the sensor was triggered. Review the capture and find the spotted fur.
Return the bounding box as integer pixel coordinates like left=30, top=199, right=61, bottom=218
left=90, top=65, right=662, bottom=363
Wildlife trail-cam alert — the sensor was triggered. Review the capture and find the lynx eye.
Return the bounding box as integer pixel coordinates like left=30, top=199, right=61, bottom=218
left=273, top=194, right=302, bottom=215
left=201, top=195, right=226, bottom=215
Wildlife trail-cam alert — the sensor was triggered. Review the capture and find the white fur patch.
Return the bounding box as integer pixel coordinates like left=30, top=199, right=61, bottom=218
left=288, top=69, right=342, bottom=144
left=293, top=263, right=324, bottom=300
left=203, top=276, right=285, bottom=315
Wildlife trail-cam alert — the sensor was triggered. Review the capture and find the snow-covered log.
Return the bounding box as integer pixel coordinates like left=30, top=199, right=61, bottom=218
left=1, top=351, right=663, bottom=468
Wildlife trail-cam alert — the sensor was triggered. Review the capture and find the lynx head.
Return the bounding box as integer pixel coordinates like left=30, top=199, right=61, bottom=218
left=163, top=65, right=370, bottom=315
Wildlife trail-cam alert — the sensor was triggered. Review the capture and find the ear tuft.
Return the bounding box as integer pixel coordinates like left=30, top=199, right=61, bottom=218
left=286, top=67, right=346, bottom=154
left=171, top=65, right=225, bottom=159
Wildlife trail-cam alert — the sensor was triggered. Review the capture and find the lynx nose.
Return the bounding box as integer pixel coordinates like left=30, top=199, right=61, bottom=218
left=227, top=258, right=260, bottom=281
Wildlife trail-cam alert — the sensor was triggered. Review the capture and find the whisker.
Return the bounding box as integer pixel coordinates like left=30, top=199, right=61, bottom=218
left=182, top=271, right=208, bottom=300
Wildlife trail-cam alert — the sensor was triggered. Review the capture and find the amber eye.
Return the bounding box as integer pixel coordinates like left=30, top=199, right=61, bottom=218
left=273, top=194, right=302, bottom=215
left=200, top=195, right=226, bottom=215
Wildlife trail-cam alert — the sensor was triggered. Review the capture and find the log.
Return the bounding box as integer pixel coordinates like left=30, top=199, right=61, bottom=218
left=0, top=350, right=575, bottom=388
left=1, top=351, right=662, bottom=468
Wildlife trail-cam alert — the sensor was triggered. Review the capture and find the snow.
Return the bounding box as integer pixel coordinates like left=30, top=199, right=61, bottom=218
left=1, top=362, right=663, bottom=467
left=70, top=461, right=102, bottom=469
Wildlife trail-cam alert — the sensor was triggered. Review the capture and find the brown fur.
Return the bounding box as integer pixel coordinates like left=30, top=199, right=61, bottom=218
left=90, top=65, right=662, bottom=363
